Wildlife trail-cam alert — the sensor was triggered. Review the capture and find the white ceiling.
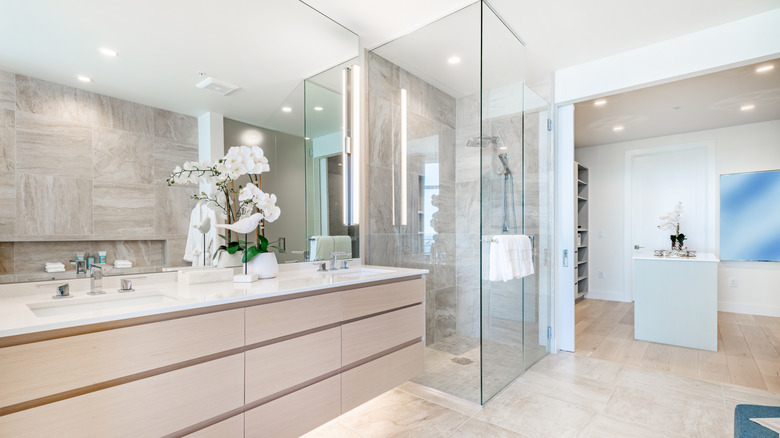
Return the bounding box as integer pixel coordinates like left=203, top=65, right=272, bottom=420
left=0, top=0, right=357, bottom=136
left=1, top=0, right=778, bottom=139
left=574, top=59, right=780, bottom=148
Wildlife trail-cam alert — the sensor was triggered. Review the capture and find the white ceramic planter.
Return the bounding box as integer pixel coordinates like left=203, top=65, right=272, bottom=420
left=250, top=252, right=279, bottom=279
left=215, top=250, right=243, bottom=268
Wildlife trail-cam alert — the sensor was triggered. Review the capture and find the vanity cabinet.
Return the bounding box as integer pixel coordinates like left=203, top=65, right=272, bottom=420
left=0, top=308, right=244, bottom=410
left=0, top=275, right=425, bottom=438
left=0, top=354, right=245, bottom=437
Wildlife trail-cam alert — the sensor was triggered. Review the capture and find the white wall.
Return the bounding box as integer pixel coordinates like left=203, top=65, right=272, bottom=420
left=576, top=119, right=780, bottom=317
left=555, top=9, right=780, bottom=104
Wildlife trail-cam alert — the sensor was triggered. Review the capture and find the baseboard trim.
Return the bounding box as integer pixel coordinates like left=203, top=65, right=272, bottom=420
left=583, top=290, right=630, bottom=302
left=718, top=301, right=780, bottom=318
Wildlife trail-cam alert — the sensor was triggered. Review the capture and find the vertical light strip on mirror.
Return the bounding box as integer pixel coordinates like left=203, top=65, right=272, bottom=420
left=342, top=65, right=361, bottom=226
left=401, top=88, right=408, bottom=226
left=342, top=67, right=349, bottom=225
left=351, top=64, right=361, bottom=225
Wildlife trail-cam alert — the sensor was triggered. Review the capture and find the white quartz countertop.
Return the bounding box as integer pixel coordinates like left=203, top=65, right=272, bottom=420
left=633, top=252, right=720, bottom=262
left=0, top=263, right=427, bottom=338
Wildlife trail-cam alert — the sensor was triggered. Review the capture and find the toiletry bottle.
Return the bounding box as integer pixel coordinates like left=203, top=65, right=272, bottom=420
left=98, top=251, right=107, bottom=264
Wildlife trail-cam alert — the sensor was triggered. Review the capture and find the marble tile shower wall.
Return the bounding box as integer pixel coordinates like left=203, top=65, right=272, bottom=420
left=456, top=88, right=545, bottom=344
left=366, top=53, right=460, bottom=345
left=0, top=70, right=198, bottom=283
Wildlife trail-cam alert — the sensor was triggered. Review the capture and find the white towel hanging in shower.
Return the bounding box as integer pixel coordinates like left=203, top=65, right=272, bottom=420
left=488, top=235, right=534, bottom=282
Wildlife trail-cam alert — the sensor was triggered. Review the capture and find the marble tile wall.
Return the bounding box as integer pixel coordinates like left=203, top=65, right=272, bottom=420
left=454, top=90, right=547, bottom=342
left=0, top=70, right=198, bottom=282
left=366, top=53, right=458, bottom=345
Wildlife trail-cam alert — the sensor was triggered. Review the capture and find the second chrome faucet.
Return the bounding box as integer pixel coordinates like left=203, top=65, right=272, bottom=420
left=88, top=265, right=104, bottom=295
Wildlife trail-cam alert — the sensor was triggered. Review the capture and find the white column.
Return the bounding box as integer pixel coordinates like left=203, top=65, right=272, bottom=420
left=198, top=112, right=224, bottom=195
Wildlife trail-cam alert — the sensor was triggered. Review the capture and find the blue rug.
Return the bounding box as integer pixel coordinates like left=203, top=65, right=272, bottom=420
left=735, top=404, right=780, bottom=438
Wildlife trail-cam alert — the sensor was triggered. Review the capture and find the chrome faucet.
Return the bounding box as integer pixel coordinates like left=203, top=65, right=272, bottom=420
left=70, top=259, right=87, bottom=275
left=329, top=251, right=349, bottom=271
left=88, top=264, right=105, bottom=295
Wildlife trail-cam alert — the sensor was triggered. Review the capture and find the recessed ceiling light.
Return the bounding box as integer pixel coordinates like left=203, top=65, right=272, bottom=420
left=447, top=56, right=461, bottom=65
left=282, top=107, right=292, bottom=113
left=740, top=104, right=755, bottom=111
left=756, top=65, right=774, bottom=73
left=77, top=75, right=92, bottom=83
left=99, top=47, right=118, bottom=57
left=314, top=106, right=323, bottom=111
left=613, top=126, right=624, bottom=132
left=594, top=99, right=607, bottom=106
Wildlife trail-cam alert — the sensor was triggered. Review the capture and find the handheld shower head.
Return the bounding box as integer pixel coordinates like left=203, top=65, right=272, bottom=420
left=498, top=153, right=511, bottom=175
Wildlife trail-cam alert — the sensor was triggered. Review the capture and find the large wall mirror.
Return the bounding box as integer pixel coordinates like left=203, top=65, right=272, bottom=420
left=304, top=59, right=360, bottom=261
left=0, top=1, right=358, bottom=282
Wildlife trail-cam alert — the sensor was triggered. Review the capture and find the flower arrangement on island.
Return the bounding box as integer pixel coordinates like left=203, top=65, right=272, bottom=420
left=658, top=201, right=685, bottom=251
left=167, top=145, right=281, bottom=262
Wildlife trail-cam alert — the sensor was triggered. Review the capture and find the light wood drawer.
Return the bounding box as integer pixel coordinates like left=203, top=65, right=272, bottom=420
left=342, top=341, right=424, bottom=412
left=245, top=327, right=341, bottom=402
left=0, top=354, right=245, bottom=438
left=0, top=309, right=244, bottom=409
left=245, top=375, right=341, bottom=438
left=184, top=414, right=243, bottom=438
left=245, top=292, right=341, bottom=344
left=342, top=304, right=424, bottom=365
left=342, top=278, right=424, bottom=320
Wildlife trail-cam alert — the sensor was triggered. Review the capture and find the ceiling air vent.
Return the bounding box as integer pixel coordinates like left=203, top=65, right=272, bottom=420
left=196, top=77, right=239, bottom=96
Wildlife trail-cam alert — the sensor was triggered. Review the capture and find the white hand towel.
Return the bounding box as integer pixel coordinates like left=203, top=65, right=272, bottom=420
left=45, top=262, right=65, bottom=269
left=488, top=235, right=534, bottom=282
left=45, top=267, right=65, bottom=273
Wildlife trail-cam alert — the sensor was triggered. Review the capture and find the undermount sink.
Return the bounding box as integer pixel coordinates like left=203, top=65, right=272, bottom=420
left=327, top=268, right=393, bottom=277
left=27, top=290, right=179, bottom=317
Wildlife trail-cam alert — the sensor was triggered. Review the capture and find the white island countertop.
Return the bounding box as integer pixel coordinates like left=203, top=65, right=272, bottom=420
left=633, top=252, right=720, bottom=262
left=0, top=263, right=428, bottom=338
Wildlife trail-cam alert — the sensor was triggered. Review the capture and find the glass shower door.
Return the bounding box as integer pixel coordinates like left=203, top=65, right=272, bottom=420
left=479, top=3, right=553, bottom=404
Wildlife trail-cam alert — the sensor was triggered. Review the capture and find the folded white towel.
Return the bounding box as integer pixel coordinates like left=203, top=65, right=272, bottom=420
left=114, top=260, right=132, bottom=268
left=45, top=267, right=66, bottom=273
left=488, top=235, right=534, bottom=282
left=45, top=262, right=65, bottom=269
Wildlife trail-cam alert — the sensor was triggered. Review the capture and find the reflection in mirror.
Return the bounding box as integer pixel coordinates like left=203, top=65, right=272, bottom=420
left=305, top=59, right=360, bottom=261
left=0, top=2, right=358, bottom=282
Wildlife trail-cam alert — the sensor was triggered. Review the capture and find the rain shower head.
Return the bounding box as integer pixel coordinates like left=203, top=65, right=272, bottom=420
left=466, top=136, right=499, bottom=148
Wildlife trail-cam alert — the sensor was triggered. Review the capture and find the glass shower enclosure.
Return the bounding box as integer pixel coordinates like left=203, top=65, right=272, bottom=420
left=365, top=1, right=555, bottom=404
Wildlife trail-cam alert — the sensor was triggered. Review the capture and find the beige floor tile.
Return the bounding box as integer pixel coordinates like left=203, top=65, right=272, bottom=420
left=451, top=418, right=529, bottom=437
left=336, top=389, right=470, bottom=437
left=397, top=381, right=482, bottom=417
left=476, top=389, right=599, bottom=438
left=617, top=364, right=724, bottom=403
left=533, top=352, right=624, bottom=385
left=602, top=384, right=729, bottom=437
left=302, top=419, right=363, bottom=438
left=587, top=414, right=688, bottom=438
left=513, top=367, right=616, bottom=410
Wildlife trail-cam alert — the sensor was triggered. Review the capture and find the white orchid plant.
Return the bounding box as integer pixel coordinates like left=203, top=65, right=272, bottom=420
left=658, top=201, right=685, bottom=249
left=167, top=145, right=282, bottom=262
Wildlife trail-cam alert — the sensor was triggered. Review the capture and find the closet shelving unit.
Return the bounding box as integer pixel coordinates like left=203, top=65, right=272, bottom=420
left=575, top=162, right=588, bottom=299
